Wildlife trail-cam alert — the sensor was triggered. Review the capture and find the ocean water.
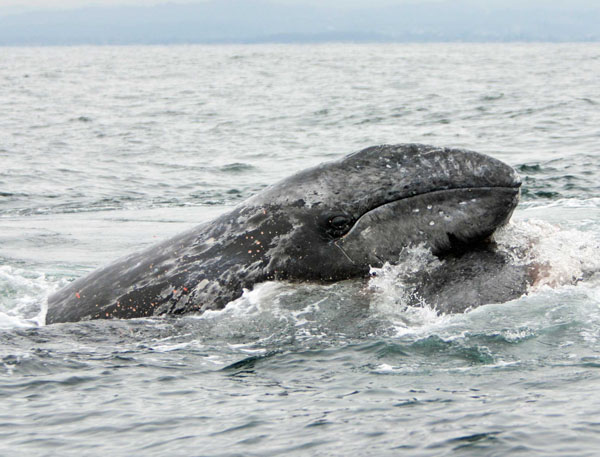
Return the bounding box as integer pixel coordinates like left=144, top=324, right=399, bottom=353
left=1, top=43, right=600, bottom=456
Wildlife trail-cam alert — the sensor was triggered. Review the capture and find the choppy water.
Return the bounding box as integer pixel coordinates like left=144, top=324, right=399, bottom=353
left=1, top=44, right=600, bottom=456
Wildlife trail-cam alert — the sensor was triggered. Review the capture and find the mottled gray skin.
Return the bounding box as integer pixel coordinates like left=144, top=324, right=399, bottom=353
left=46, top=144, right=522, bottom=324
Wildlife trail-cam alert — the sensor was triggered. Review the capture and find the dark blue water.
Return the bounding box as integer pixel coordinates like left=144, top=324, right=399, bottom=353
left=1, top=44, right=600, bottom=456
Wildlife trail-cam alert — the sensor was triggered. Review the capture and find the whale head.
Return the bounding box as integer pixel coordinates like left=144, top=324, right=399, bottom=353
left=250, top=144, right=521, bottom=281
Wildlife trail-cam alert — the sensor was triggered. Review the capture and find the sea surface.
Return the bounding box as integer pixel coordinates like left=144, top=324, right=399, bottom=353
left=1, top=43, right=600, bottom=456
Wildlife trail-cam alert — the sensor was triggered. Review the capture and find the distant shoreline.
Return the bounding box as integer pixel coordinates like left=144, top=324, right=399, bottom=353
left=1, top=41, right=598, bottom=47
left=1, top=1, right=598, bottom=46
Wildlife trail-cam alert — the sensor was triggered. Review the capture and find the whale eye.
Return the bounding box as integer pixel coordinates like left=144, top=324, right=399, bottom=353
left=321, top=213, right=354, bottom=238
left=330, top=215, right=350, bottom=229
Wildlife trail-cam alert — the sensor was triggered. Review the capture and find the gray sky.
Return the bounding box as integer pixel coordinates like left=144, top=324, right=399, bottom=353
left=0, top=0, right=162, bottom=13
left=0, top=0, right=383, bottom=9
left=0, top=0, right=451, bottom=14
left=0, top=0, right=592, bottom=14
left=0, top=0, right=401, bottom=6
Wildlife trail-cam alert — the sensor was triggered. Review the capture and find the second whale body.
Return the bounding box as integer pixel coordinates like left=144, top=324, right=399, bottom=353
left=46, top=144, right=523, bottom=324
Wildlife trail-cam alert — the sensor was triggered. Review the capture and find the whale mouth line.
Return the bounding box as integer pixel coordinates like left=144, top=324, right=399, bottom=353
left=352, top=184, right=520, bottom=230
left=333, top=184, right=520, bottom=268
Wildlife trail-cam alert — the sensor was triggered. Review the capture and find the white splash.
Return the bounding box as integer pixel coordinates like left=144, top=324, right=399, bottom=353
left=493, top=219, right=600, bottom=290
left=196, top=281, right=290, bottom=320
left=0, top=265, right=58, bottom=329
left=365, top=219, right=600, bottom=336
left=367, top=245, right=452, bottom=335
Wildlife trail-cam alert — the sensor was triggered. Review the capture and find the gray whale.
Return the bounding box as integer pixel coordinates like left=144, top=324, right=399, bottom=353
left=46, top=144, right=522, bottom=324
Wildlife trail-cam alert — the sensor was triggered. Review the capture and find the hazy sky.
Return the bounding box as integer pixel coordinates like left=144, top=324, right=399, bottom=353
left=0, top=0, right=457, bottom=17
left=0, top=0, right=593, bottom=13
left=0, top=0, right=407, bottom=9
left=0, top=0, right=465, bottom=14
left=0, top=0, right=409, bottom=6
